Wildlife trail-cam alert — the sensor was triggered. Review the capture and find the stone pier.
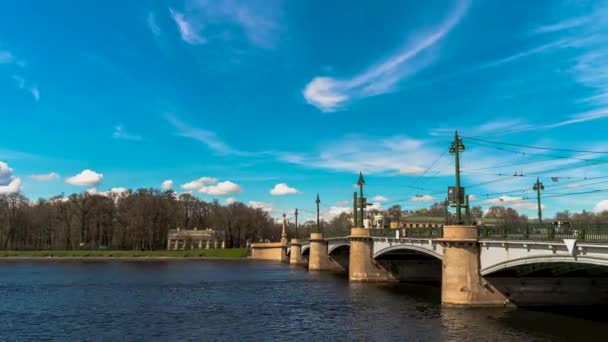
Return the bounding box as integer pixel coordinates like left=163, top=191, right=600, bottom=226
left=250, top=214, right=289, bottom=263
left=289, top=239, right=306, bottom=265
left=439, top=225, right=508, bottom=306
left=308, top=233, right=343, bottom=271
left=349, top=228, right=395, bottom=282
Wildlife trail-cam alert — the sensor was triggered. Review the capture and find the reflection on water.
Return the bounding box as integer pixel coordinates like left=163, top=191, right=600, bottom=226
left=0, top=260, right=607, bottom=341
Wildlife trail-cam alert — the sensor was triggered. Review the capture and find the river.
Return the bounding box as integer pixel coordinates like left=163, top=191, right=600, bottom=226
left=0, top=260, right=606, bottom=341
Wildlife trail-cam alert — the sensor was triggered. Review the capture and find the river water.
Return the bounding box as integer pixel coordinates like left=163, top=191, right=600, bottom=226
left=0, top=260, right=606, bottom=341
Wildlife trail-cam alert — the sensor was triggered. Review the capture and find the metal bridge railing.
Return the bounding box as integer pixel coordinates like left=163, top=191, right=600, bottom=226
left=368, top=228, right=444, bottom=239
left=478, top=223, right=608, bottom=242
left=405, top=227, right=443, bottom=238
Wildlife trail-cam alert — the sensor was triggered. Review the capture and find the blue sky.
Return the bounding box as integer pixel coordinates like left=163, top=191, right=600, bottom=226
left=2, top=0, right=608, bottom=221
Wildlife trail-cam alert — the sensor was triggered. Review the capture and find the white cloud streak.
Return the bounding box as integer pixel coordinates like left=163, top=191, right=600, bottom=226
left=411, top=195, right=435, bottom=202
left=30, top=172, right=59, bottom=182
left=303, top=0, right=470, bottom=112
left=113, top=125, right=142, bottom=141
left=170, top=8, right=205, bottom=44
left=167, top=114, right=252, bottom=156
left=148, top=12, right=161, bottom=36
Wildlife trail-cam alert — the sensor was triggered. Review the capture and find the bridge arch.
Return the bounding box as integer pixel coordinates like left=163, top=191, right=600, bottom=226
left=328, top=243, right=350, bottom=255
left=374, top=244, right=443, bottom=260
left=481, top=255, right=608, bottom=276
left=301, top=244, right=310, bottom=256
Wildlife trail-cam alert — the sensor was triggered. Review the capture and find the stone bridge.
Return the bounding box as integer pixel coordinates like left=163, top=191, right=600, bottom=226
left=281, top=224, right=608, bottom=307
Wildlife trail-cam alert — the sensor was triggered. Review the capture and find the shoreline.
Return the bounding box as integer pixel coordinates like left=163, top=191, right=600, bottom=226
left=0, top=256, right=249, bottom=261
left=0, top=248, right=250, bottom=260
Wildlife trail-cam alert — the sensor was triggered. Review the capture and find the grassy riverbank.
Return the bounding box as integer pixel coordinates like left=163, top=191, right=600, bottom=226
left=0, top=248, right=250, bottom=259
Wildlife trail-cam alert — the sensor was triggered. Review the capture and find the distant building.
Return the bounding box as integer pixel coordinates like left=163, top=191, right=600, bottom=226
left=167, top=228, right=224, bottom=250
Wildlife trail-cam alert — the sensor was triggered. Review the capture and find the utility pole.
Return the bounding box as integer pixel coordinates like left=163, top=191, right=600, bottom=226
left=465, top=195, right=471, bottom=225
left=316, top=194, right=321, bottom=233
left=449, top=131, right=465, bottom=223
left=444, top=198, right=449, bottom=225
left=357, top=172, right=365, bottom=228
left=294, top=208, right=299, bottom=239
left=353, top=192, right=358, bottom=228
left=533, top=178, right=544, bottom=223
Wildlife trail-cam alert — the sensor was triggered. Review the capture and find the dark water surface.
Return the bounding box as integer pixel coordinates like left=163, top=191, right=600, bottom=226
left=0, top=260, right=606, bottom=341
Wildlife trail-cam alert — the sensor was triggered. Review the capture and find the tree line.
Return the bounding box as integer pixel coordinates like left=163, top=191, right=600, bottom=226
left=0, top=190, right=276, bottom=250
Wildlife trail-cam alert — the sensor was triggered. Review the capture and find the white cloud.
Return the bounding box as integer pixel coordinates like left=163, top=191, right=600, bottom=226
left=147, top=12, right=161, bottom=36
left=0, top=161, right=14, bottom=185
left=535, top=16, right=589, bottom=34
left=12, top=75, right=25, bottom=89
left=302, top=1, right=469, bottom=112
left=65, top=169, right=103, bottom=187
left=30, top=86, right=39, bottom=101
left=249, top=200, right=272, bottom=212
left=324, top=206, right=351, bottom=220
left=511, top=202, right=544, bottom=211
left=87, top=187, right=128, bottom=197
left=11, top=74, right=40, bottom=101
left=199, top=180, right=241, bottom=195
left=468, top=194, right=477, bottom=201
left=484, top=195, right=524, bottom=205
left=269, top=183, right=300, bottom=195
left=399, top=166, right=426, bottom=174
left=109, top=187, right=128, bottom=195
left=373, top=195, right=388, bottom=202
left=279, top=135, right=448, bottom=175
left=161, top=179, right=173, bottom=190
left=411, top=195, right=435, bottom=202
left=170, top=0, right=282, bottom=49
left=181, top=177, right=218, bottom=190
left=169, top=8, right=205, bottom=44
left=30, top=172, right=59, bottom=181
left=167, top=115, right=251, bottom=156
left=225, top=197, right=236, bottom=204
left=368, top=202, right=383, bottom=210
left=0, top=161, right=21, bottom=194
left=113, top=125, right=142, bottom=141
left=594, top=200, right=608, bottom=212
left=0, top=177, right=22, bottom=195
left=336, top=200, right=350, bottom=206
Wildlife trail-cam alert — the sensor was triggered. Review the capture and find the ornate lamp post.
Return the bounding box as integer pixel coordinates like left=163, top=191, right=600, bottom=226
left=533, top=178, right=545, bottom=223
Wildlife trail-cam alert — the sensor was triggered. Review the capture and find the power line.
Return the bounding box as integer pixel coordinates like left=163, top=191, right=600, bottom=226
left=463, top=136, right=608, bottom=154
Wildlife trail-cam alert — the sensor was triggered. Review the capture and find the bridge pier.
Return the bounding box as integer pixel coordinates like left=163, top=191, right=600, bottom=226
left=439, top=225, right=508, bottom=306
left=349, top=228, right=395, bottom=282
left=308, top=233, right=343, bottom=271
left=289, top=239, right=306, bottom=266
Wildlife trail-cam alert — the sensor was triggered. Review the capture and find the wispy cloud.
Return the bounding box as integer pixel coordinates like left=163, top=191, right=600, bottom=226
left=30, top=172, right=59, bottom=182
left=167, top=114, right=255, bottom=156
left=169, top=8, right=205, bottom=44
left=303, top=0, right=470, bottom=112
left=30, top=86, right=40, bottom=101
left=147, top=12, right=161, bottom=36
left=168, top=0, right=282, bottom=48
left=113, top=125, right=142, bottom=141
left=277, top=135, right=448, bottom=175
left=411, top=194, right=435, bottom=202
left=535, top=16, right=590, bottom=34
